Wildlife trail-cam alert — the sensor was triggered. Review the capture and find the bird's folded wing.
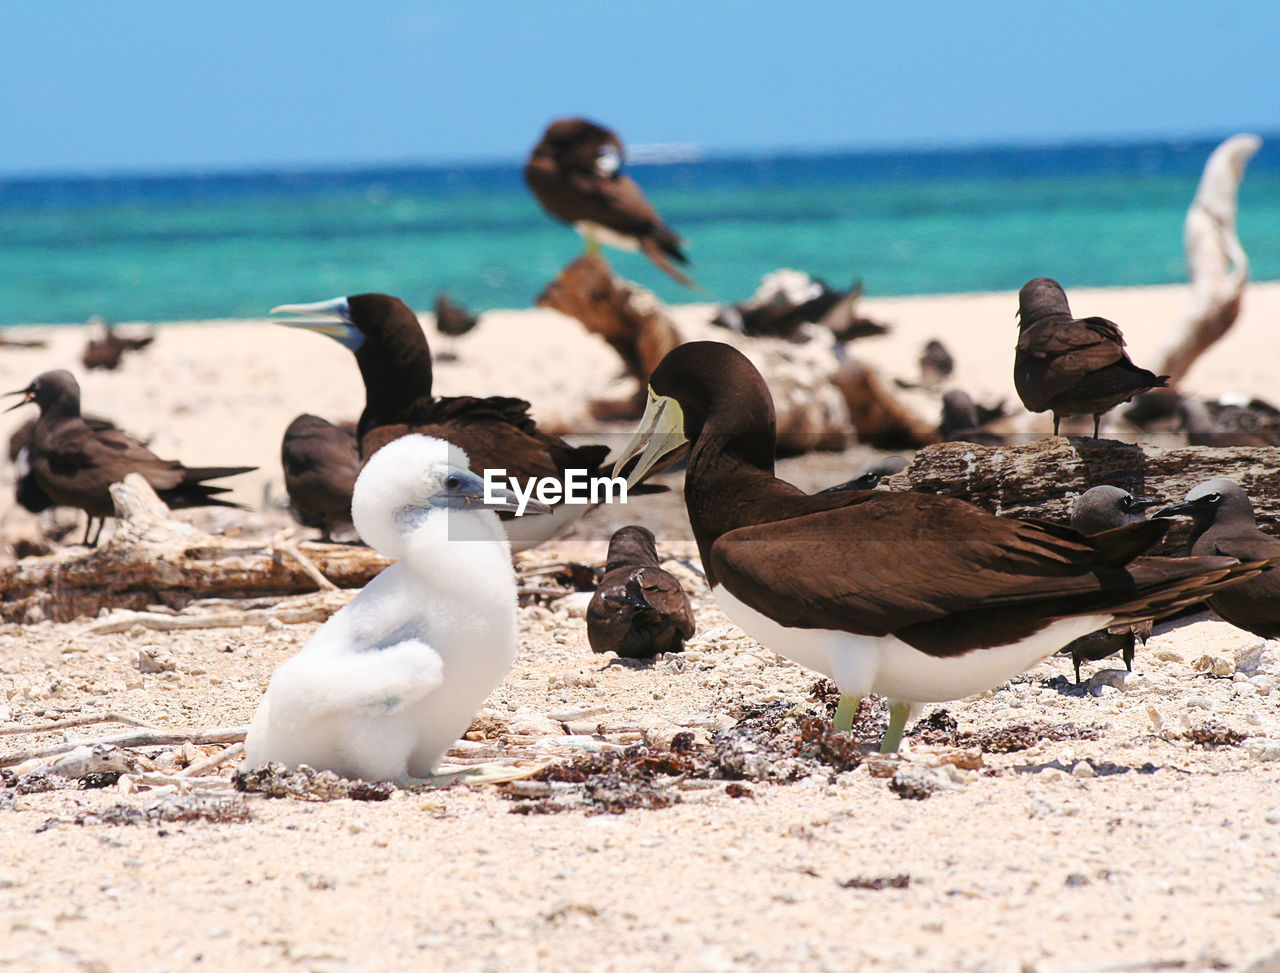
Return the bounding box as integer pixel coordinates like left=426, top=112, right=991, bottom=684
left=265, top=637, right=445, bottom=730
left=709, top=495, right=1147, bottom=637
left=635, top=567, right=697, bottom=636
left=1208, top=533, right=1280, bottom=563
left=566, top=170, right=667, bottom=236
left=424, top=395, right=539, bottom=432
left=65, top=425, right=190, bottom=490
left=1018, top=316, right=1126, bottom=358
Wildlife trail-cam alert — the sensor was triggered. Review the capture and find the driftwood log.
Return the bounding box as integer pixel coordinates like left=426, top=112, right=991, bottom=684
left=1153, top=133, right=1261, bottom=385
left=884, top=437, right=1280, bottom=556
left=537, top=252, right=685, bottom=384
left=832, top=359, right=942, bottom=450
left=538, top=252, right=926, bottom=454
left=0, top=474, right=390, bottom=624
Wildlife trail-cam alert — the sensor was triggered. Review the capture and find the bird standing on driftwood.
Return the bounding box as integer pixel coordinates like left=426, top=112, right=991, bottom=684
left=244, top=435, right=545, bottom=782
left=524, top=117, right=694, bottom=288
left=1014, top=278, right=1168, bottom=437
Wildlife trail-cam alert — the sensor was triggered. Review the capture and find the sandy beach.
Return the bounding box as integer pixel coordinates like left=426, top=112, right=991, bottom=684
left=3, top=282, right=1280, bottom=972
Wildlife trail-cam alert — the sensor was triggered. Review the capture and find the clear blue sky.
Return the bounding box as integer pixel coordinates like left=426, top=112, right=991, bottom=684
left=5, top=1, right=1279, bottom=176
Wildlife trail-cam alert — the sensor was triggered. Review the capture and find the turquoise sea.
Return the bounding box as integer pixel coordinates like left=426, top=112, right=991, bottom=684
left=1, top=134, right=1277, bottom=326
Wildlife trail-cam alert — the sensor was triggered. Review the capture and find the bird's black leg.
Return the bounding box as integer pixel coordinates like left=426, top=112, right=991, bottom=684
left=1092, top=414, right=1102, bottom=439
left=1073, top=657, right=1084, bottom=685
left=1123, top=644, right=1134, bottom=671
left=81, top=517, right=96, bottom=546
left=1053, top=414, right=1061, bottom=436
left=89, top=517, right=105, bottom=547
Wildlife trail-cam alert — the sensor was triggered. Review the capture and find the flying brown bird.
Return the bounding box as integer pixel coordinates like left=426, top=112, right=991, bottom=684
left=1014, top=278, right=1168, bottom=437
left=524, top=117, right=693, bottom=288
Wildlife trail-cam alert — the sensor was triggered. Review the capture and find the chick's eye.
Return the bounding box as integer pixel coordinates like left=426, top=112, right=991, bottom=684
left=445, top=474, right=462, bottom=491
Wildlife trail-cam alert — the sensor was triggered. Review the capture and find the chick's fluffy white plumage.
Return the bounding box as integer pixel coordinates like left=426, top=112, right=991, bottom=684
left=243, top=435, right=517, bottom=780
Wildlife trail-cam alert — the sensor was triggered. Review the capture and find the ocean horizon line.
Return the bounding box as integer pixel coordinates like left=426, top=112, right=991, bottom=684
left=2, top=127, right=1276, bottom=188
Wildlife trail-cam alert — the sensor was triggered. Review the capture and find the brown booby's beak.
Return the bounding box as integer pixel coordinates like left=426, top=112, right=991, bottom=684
left=270, top=297, right=364, bottom=351
left=611, top=388, right=688, bottom=489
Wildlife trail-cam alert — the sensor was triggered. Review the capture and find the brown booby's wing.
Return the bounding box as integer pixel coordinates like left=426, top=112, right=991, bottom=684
left=709, top=491, right=1246, bottom=656
left=567, top=171, right=685, bottom=253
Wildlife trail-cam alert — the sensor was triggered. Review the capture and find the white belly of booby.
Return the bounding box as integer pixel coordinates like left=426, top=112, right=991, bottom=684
left=712, top=585, right=1110, bottom=702
left=574, top=221, right=641, bottom=252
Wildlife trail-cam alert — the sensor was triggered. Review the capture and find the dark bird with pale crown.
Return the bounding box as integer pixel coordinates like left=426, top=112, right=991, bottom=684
left=1156, top=478, right=1280, bottom=640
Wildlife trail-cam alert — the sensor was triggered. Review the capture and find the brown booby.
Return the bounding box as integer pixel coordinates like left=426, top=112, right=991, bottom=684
left=587, top=525, right=695, bottom=658
left=4, top=370, right=254, bottom=544
left=614, top=341, right=1267, bottom=751
left=280, top=414, right=360, bottom=542
left=1014, top=278, right=1168, bottom=437
left=270, top=292, right=633, bottom=551
left=1059, top=486, right=1162, bottom=683
left=1156, top=479, right=1280, bottom=638
left=524, top=118, right=694, bottom=288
